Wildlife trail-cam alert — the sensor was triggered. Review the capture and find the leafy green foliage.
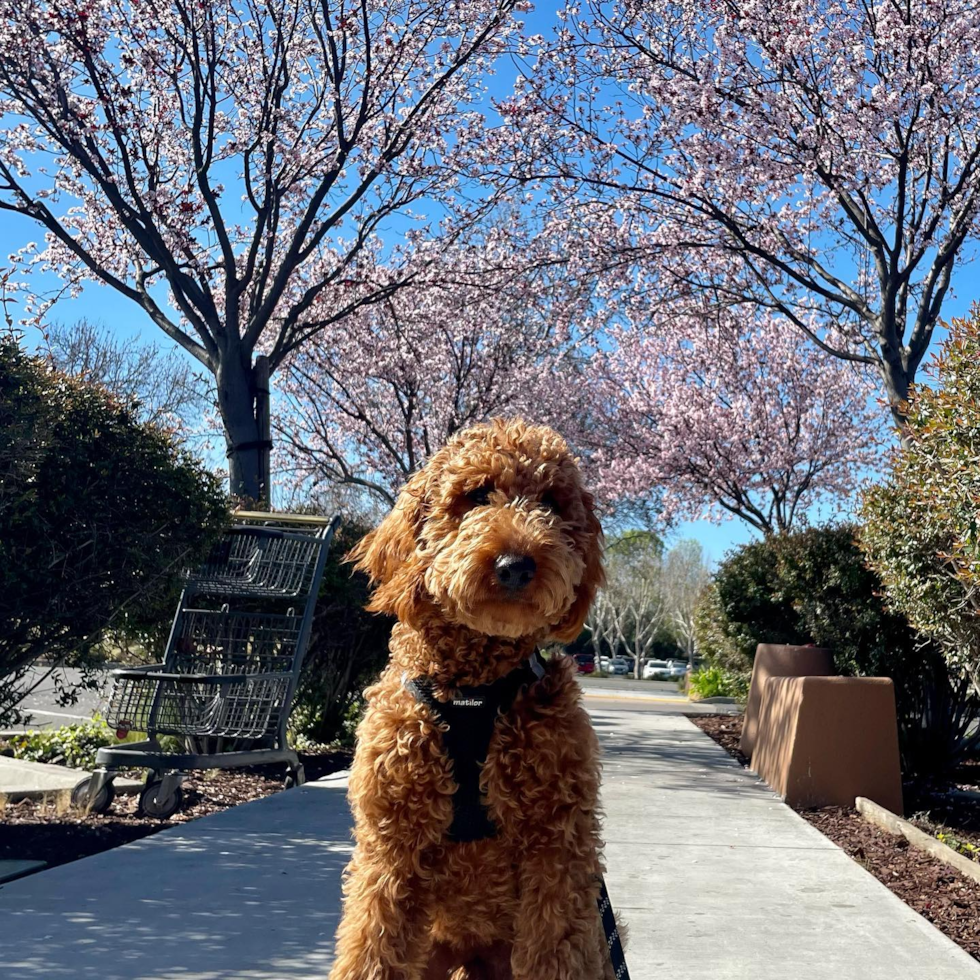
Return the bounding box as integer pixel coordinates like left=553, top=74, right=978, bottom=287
left=935, top=831, right=980, bottom=863
left=289, top=519, right=392, bottom=745
left=861, top=305, right=980, bottom=698
left=688, top=666, right=747, bottom=701
left=1, top=718, right=130, bottom=771
left=0, top=339, right=228, bottom=724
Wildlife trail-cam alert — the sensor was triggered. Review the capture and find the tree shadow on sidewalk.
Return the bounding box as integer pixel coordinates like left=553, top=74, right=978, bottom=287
left=0, top=781, right=353, bottom=980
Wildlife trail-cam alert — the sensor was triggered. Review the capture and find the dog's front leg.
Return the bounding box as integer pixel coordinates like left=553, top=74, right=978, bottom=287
left=330, top=842, right=433, bottom=980
left=509, top=832, right=605, bottom=980
left=330, top=686, right=451, bottom=980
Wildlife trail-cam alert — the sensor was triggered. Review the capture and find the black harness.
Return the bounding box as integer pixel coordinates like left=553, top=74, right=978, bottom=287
left=404, top=654, right=631, bottom=979
left=404, top=653, right=545, bottom=843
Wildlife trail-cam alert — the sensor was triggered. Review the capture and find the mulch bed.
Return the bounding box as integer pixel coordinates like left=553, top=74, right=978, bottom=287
left=689, top=713, right=980, bottom=962
left=0, top=750, right=350, bottom=874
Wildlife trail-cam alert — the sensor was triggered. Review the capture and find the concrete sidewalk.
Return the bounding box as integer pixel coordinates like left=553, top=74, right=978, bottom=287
left=0, top=771, right=354, bottom=980
left=1, top=711, right=978, bottom=979
left=0, top=756, right=141, bottom=802
left=594, top=707, right=979, bottom=979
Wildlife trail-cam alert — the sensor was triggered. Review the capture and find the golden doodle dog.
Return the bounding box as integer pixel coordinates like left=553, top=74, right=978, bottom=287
left=330, top=419, right=620, bottom=980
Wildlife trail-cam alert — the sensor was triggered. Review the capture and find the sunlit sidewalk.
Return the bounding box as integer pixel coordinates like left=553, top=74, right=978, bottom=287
left=2, top=711, right=977, bottom=980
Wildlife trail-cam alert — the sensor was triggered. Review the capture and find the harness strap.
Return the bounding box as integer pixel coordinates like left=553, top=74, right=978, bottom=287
left=405, top=655, right=630, bottom=979
left=404, top=653, right=544, bottom=843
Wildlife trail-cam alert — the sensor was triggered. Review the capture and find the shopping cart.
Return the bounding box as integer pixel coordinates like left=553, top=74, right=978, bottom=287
left=72, top=511, right=339, bottom=818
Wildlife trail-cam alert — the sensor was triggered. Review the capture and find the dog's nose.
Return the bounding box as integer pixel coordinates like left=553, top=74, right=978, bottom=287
left=494, top=553, right=536, bottom=591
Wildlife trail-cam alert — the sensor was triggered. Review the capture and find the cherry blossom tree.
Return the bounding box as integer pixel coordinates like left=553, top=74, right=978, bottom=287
left=277, top=224, right=595, bottom=504
left=0, top=0, right=529, bottom=499
left=584, top=299, right=881, bottom=535
left=502, top=0, right=980, bottom=427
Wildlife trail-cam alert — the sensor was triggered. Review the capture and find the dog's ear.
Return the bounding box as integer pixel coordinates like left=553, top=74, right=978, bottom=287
left=549, top=491, right=605, bottom=643
left=347, top=466, right=429, bottom=621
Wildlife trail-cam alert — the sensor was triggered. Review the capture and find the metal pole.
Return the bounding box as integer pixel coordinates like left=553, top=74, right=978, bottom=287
left=254, top=355, right=271, bottom=510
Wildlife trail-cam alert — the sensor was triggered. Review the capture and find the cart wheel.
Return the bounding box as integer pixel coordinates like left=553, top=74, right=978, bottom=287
left=284, top=764, right=306, bottom=790
left=71, top=775, right=115, bottom=814
left=138, top=779, right=183, bottom=819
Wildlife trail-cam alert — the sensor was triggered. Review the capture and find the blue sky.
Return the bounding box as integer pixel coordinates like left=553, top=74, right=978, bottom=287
left=1, top=3, right=977, bottom=565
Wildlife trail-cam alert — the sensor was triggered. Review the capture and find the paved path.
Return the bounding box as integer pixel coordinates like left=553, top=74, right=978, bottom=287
left=593, top=707, right=978, bottom=979
left=1, top=706, right=977, bottom=979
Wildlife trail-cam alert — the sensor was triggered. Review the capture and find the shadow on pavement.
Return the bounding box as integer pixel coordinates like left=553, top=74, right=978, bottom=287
left=0, top=780, right=353, bottom=980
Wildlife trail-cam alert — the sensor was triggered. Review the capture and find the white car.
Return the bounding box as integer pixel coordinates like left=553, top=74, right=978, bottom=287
left=642, top=659, right=670, bottom=680
left=666, top=660, right=690, bottom=678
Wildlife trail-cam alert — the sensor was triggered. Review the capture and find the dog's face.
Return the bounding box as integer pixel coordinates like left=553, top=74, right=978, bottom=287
left=350, top=419, right=603, bottom=641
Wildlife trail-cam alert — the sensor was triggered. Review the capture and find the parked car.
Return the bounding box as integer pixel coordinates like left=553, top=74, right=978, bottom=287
left=666, top=660, right=690, bottom=678
left=572, top=653, right=595, bottom=675
left=608, top=657, right=629, bottom=675
left=642, top=659, right=671, bottom=680
left=598, top=656, right=613, bottom=672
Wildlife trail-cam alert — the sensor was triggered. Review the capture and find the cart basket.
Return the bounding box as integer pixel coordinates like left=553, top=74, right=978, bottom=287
left=165, top=608, right=302, bottom=676
left=189, top=525, right=325, bottom=598
left=105, top=665, right=290, bottom=739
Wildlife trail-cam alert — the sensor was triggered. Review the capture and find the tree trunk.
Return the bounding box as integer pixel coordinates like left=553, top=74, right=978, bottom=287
left=215, top=352, right=271, bottom=504
left=878, top=331, right=911, bottom=435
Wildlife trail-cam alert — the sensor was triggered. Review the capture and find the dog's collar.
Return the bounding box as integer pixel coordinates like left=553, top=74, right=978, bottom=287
left=400, top=650, right=545, bottom=702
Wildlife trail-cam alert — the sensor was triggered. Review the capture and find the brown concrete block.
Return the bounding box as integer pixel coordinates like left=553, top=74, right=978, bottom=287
left=752, top=676, right=903, bottom=815
left=739, top=644, right=834, bottom=757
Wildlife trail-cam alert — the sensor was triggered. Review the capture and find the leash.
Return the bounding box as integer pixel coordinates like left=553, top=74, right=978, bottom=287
left=597, top=874, right=630, bottom=979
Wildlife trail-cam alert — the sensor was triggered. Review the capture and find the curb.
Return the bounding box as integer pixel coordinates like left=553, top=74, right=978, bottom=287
left=856, top=796, right=980, bottom=887
left=580, top=687, right=689, bottom=703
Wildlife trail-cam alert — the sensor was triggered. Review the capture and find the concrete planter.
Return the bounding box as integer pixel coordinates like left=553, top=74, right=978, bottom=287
left=752, top=676, right=903, bottom=815
left=739, top=643, right=834, bottom=758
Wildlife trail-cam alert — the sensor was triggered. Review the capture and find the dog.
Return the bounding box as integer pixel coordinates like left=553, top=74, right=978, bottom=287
left=329, top=419, right=616, bottom=980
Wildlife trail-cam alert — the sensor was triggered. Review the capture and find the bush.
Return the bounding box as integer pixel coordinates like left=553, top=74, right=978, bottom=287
left=288, top=519, right=392, bottom=745
left=0, top=339, right=228, bottom=724
left=3, top=718, right=122, bottom=771
left=861, top=306, right=980, bottom=701
left=695, top=524, right=980, bottom=776
left=688, top=665, right=748, bottom=702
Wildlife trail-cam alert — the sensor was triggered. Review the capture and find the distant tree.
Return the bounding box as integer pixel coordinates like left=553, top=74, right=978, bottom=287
left=586, top=301, right=879, bottom=534
left=597, top=531, right=668, bottom=678
left=43, top=319, right=211, bottom=439
left=662, top=540, right=711, bottom=664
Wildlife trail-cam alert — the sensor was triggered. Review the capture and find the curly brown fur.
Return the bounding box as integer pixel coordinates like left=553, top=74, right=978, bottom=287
left=330, top=419, right=617, bottom=980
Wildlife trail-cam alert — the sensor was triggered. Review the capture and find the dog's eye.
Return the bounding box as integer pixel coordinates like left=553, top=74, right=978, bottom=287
left=541, top=492, right=561, bottom=515
left=466, top=484, right=494, bottom=506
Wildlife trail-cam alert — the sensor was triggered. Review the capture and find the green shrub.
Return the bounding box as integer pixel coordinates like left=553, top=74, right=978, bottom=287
left=3, top=718, right=123, bottom=770
left=861, top=306, right=980, bottom=701
left=688, top=666, right=747, bottom=701
left=692, top=582, right=754, bottom=681
left=288, top=519, right=392, bottom=746
left=0, top=339, right=228, bottom=724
